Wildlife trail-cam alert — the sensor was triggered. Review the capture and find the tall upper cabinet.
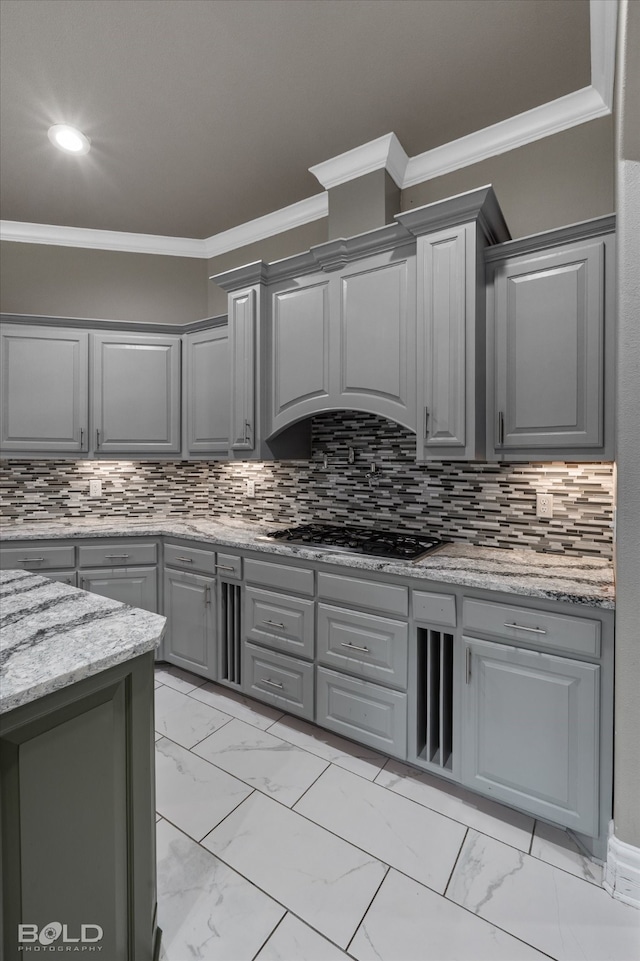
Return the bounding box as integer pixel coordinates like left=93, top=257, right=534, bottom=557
left=183, top=323, right=230, bottom=456
left=485, top=217, right=616, bottom=461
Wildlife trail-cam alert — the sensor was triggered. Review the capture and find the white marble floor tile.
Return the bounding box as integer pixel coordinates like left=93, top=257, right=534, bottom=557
left=350, top=868, right=549, bottom=961
left=155, top=737, right=251, bottom=841
left=375, top=760, right=534, bottom=851
left=255, top=914, right=350, bottom=961
left=154, top=684, right=231, bottom=749
left=157, top=819, right=284, bottom=961
left=202, top=791, right=387, bottom=948
left=154, top=731, right=162, bottom=742
left=154, top=664, right=207, bottom=694
left=192, top=718, right=329, bottom=807
left=448, top=830, right=640, bottom=961
left=189, top=681, right=284, bottom=729
left=531, top=819, right=604, bottom=886
left=267, top=715, right=387, bottom=780
left=295, top=765, right=466, bottom=893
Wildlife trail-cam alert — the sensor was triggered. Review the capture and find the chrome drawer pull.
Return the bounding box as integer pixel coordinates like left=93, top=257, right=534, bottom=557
left=504, top=622, right=547, bottom=634
left=215, top=564, right=236, bottom=572
left=263, top=620, right=286, bottom=630
left=205, top=586, right=212, bottom=606
left=104, top=554, right=130, bottom=559
left=340, top=641, right=370, bottom=654
left=18, top=557, right=45, bottom=563
left=466, top=647, right=472, bottom=684
left=175, top=556, right=194, bottom=563
left=262, top=677, right=284, bottom=690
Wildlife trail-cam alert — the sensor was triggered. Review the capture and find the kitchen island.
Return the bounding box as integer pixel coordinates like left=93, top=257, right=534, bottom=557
left=0, top=569, right=166, bottom=961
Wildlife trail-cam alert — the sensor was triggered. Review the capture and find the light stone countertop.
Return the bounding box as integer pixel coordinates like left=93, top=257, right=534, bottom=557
left=0, top=516, right=615, bottom=609
left=0, top=568, right=166, bottom=714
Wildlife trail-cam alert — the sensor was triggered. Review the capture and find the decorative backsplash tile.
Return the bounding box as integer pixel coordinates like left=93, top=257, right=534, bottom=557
left=0, top=412, right=614, bottom=557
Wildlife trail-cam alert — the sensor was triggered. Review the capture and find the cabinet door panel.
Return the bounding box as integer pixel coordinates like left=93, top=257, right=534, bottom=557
left=462, top=638, right=599, bottom=834
left=229, top=289, right=256, bottom=451
left=185, top=326, right=229, bottom=454
left=163, top=569, right=216, bottom=680
left=0, top=326, right=88, bottom=452
left=79, top=567, right=158, bottom=613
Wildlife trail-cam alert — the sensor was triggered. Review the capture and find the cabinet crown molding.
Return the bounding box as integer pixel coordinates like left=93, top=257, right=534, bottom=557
left=484, top=214, right=616, bottom=264
left=396, top=185, right=511, bottom=244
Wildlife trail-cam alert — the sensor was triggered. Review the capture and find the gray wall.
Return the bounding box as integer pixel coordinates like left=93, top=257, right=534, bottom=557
left=0, top=242, right=209, bottom=324
left=402, top=116, right=615, bottom=239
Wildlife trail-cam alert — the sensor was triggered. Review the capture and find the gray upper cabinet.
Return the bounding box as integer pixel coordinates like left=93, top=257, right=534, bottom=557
left=184, top=324, right=229, bottom=456
left=91, top=332, right=181, bottom=455
left=0, top=324, right=88, bottom=454
left=229, top=288, right=257, bottom=453
left=487, top=220, right=615, bottom=460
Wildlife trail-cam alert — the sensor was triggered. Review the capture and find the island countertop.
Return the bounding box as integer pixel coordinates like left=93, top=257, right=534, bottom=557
left=0, top=568, right=167, bottom=714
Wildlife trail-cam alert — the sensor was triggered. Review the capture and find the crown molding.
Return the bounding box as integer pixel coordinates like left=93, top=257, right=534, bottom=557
left=0, top=311, right=227, bottom=334
left=203, top=193, right=328, bottom=259
left=0, top=220, right=207, bottom=258
left=396, top=185, right=511, bottom=244
left=309, top=133, right=409, bottom=190
left=590, top=0, right=619, bottom=111
left=485, top=213, right=616, bottom=263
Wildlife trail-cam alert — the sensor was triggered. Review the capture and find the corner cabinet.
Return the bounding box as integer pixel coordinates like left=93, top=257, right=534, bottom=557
left=91, top=332, right=181, bottom=455
left=0, top=325, right=89, bottom=454
left=486, top=219, right=615, bottom=460
left=184, top=323, right=229, bottom=456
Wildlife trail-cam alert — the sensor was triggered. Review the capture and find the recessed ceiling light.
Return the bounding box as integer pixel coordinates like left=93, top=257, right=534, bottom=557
left=47, top=124, right=91, bottom=155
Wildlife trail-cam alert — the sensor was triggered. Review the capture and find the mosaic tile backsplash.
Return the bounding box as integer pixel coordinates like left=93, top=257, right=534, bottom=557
left=0, top=412, right=614, bottom=557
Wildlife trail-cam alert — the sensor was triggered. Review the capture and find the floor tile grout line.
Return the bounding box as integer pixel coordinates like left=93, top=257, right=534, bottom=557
left=443, top=826, right=469, bottom=898
left=249, top=911, right=288, bottom=961
left=344, top=864, right=391, bottom=955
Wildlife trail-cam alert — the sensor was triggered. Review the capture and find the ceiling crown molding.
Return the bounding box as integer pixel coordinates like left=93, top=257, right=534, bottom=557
left=0, top=220, right=207, bottom=258
left=203, top=193, right=328, bottom=259
left=309, top=133, right=409, bottom=190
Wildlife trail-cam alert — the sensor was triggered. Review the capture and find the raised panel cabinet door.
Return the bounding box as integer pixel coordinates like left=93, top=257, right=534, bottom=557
left=229, top=288, right=256, bottom=451
left=185, top=326, right=230, bottom=455
left=78, top=567, right=158, bottom=613
left=92, top=333, right=181, bottom=453
left=493, top=240, right=605, bottom=451
left=163, top=568, right=216, bottom=680
left=270, top=277, right=331, bottom=432
left=0, top=325, right=88, bottom=453
left=461, top=637, right=599, bottom=835
left=336, top=248, right=417, bottom=430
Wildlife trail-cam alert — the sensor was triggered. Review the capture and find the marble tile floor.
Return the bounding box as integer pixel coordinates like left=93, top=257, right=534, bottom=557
left=154, top=665, right=640, bottom=961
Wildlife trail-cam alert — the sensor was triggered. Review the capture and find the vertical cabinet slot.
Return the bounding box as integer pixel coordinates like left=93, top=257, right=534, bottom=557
left=220, top=582, right=242, bottom=686
left=417, top=628, right=454, bottom=770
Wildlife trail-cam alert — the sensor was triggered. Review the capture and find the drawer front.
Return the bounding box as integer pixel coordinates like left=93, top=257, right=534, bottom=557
left=317, top=604, right=408, bottom=689
left=245, top=587, right=315, bottom=660
left=317, top=572, right=408, bottom=616
left=78, top=542, right=157, bottom=568
left=463, top=598, right=601, bottom=657
left=163, top=542, right=216, bottom=575
left=46, top=570, right=77, bottom=587
left=243, top=642, right=314, bottom=720
left=1, top=545, right=75, bottom=570
left=215, top=552, right=242, bottom=580
left=245, top=558, right=314, bottom=596
left=316, top=666, right=407, bottom=757
left=413, top=590, right=456, bottom=627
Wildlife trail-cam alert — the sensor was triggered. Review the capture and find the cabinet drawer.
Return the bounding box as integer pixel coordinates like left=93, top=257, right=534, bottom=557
left=245, top=587, right=315, bottom=660
left=46, top=570, right=77, bottom=587
left=316, top=667, right=407, bottom=757
left=413, top=590, right=456, bottom=627
left=317, top=572, right=408, bottom=616
left=245, top=558, right=314, bottom=596
left=317, top=604, right=408, bottom=690
left=463, top=598, right=600, bottom=657
left=78, top=542, right=157, bottom=568
left=163, top=542, right=216, bottom=575
left=215, top=552, right=242, bottom=580
left=1, top=545, right=75, bottom=570
left=243, top=642, right=314, bottom=720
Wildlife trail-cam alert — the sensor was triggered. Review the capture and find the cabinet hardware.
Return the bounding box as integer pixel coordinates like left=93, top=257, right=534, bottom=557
left=18, top=557, right=44, bottom=563
left=80, top=427, right=84, bottom=447
left=205, top=586, right=212, bottom=606
left=262, top=677, right=284, bottom=690
left=263, top=620, right=286, bottom=630
left=466, top=647, right=472, bottom=684
left=424, top=407, right=430, bottom=439
left=96, top=428, right=101, bottom=449
left=215, top=564, right=236, bottom=572
left=341, top=641, right=370, bottom=654
left=497, top=411, right=505, bottom=446
left=104, top=553, right=130, bottom=559
left=176, top=556, right=194, bottom=563
left=243, top=419, right=252, bottom=445
left=504, top=622, right=547, bottom=634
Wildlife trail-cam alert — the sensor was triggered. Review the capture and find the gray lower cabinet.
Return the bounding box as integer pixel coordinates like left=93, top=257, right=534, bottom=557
left=163, top=568, right=217, bottom=680
left=461, top=636, right=600, bottom=835
left=243, top=642, right=314, bottom=720
left=78, top=567, right=158, bottom=613
left=184, top=324, right=229, bottom=456
left=91, top=332, right=181, bottom=454
left=0, top=652, right=159, bottom=961
left=0, top=324, right=88, bottom=454
left=316, top=666, right=407, bottom=758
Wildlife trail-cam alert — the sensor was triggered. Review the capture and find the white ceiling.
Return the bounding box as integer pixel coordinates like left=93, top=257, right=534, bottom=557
left=0, top=0, right=593, bottom=240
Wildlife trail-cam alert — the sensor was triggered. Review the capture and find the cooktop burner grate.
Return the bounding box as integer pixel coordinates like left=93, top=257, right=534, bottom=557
left=261, top=523, right=444, bottom=561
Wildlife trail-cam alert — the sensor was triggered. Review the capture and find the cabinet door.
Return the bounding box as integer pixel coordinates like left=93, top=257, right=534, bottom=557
left=493, top=240, right=605, bottom=452
left=184, top=326, right=229, bottom=455
left=336, top=248, right=416, bottom=430
left=461, top=637, right=599, bottom=834
left=229, top=288, right=256, bottom=451
left=79, top=567, right=158, bottom=613
left=163, top=568, right=216, bottom=680
left=0, top=325, right=88, bottom=453
left=269, top=276, right=331, bottom=433
left=92, top=333, right=181, bottom=454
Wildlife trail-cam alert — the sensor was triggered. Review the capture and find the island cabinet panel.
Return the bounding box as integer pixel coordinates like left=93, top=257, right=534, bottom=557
left=0, top=652, right=159, bottom=961
left=163, top=568, right=217, bottom=680
left=0, top=325, right=88, bottom=453
left=184, top=325, right=230, bottom=456
left=78, top=567, right=158, bottom=613
left=91, top=333, right=181, bottom=454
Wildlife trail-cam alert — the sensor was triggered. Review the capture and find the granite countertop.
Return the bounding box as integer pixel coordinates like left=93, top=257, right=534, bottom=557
left=0, top=516, right=615, bottom=609
left=0, top=568, right=167, bottom=714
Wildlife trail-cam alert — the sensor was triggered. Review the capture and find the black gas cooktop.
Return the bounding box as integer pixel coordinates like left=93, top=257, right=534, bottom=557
left=260, top=523, right=444, bottom=562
